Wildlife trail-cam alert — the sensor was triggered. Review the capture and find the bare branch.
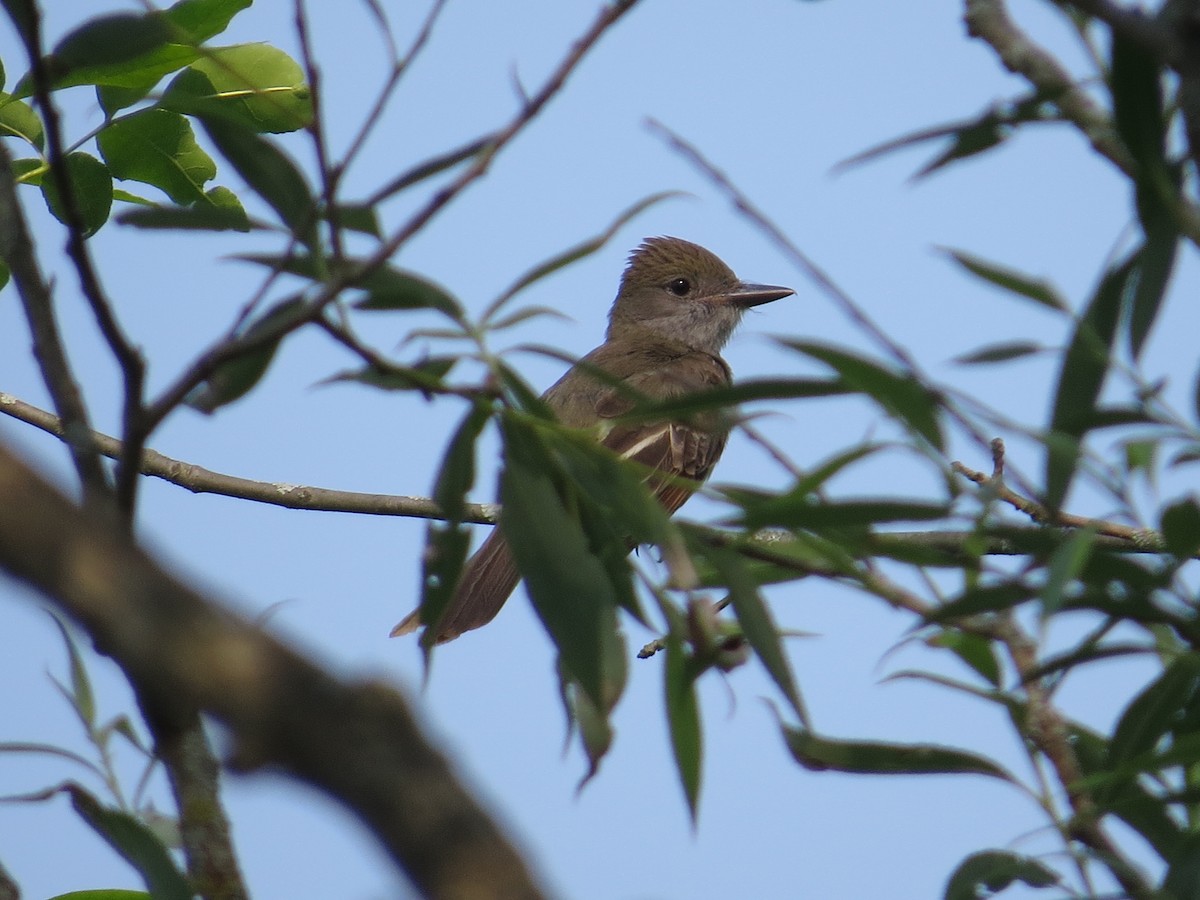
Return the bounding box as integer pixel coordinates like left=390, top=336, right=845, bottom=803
left=0, top=143, right=110, bottom=505
left=0, top=442, right=547, bottom=900
left=0, top=393, right=499, bottom=524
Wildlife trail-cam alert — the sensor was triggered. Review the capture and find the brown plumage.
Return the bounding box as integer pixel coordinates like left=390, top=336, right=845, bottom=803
left=392, top=236, right=792, bottom=642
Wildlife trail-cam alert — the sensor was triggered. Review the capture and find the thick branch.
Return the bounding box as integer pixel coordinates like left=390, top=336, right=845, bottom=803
left=0, top=442, right=545, bottom=900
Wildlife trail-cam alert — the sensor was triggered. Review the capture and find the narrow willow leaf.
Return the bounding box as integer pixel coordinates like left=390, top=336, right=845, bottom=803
left=783, top=726, right=1011, bottom=780
left=739, top=496, right=947, bottom=531
left=926, top=629, right=1002, bottom=688
left=928, top=583, right=1034, bottom=623
left=784, top=340, right=943, bottom=450
left=97, top=109, right=214, bottom=204
left=117, top=197, right=251, bottom=232
left=499, top=416, right=622, bottom=711
left=943, top=850, right=1059, bottom=900
left=434, top=405, right=491, bottom=523
left=40, top=152, right=113, bottom=236
left=49, top=616, right=96, bottom=730
left=322, top=357, right=457, bottom=394
left=570, top=680, right=614, bottom=788
left=1039, top=525, right=1097, bottom=617
left=66, top=784, right=192, bottom=900
left=941, top=247, right=1067, bottom=311
left=665, top=639, right=702, bottom=821
left=482, top=190, right=683, bottom=323
left=1127, top=219, right=1178, bottom=361
left=953, top=340, right=1045, bottom=365
left=416, top=522, right=470, bottom=654
left=1109, top=655, right=1200, bottom=767
left=1110, top=32, right=1166, bottom=175
left=200, top=118, right=314, bottom=239
left=187, top=295, right=309, bottom=413
left=1045, top=254, right=1134, bottom=510
left=706, top=544, right=808, bottom=725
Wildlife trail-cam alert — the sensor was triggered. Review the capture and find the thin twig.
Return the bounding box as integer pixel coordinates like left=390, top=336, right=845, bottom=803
left=0, top=143, right=110, bottom=505
left=952, top=438, right=1164, bottom=548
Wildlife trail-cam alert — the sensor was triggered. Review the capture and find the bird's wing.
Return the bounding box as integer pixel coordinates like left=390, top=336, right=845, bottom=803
left=593, top=352, right=731, bottom=515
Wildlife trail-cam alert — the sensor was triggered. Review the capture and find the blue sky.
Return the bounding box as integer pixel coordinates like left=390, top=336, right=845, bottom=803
left=2, top=1, right=1195, bottom=897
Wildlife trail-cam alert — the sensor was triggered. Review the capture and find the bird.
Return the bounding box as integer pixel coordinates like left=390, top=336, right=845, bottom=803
left=391, top=236, right=793, bottom=643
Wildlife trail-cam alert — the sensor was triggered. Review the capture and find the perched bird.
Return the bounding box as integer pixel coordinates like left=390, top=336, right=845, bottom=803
left=392, top=236, right=793, bottom=643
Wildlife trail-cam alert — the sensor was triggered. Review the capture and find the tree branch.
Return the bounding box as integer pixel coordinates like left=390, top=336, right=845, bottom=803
left=14, top=1, right=147, bottom=518
left=0, top=142, right=110, bottom=506
left=0, top=441, right=547, bottom=900
left=0, top=392, right=499, bottom=524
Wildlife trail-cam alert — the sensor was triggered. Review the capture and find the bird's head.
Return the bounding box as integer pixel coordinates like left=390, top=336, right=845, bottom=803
left=606, top=236, right=793, bottom=354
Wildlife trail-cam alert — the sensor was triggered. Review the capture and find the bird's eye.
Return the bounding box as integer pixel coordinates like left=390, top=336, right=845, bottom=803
left=666, top=277, right=691, bottom=296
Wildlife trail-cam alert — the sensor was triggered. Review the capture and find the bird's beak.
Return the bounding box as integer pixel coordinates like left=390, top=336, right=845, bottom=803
left=730, top=282, right=794, bottom=308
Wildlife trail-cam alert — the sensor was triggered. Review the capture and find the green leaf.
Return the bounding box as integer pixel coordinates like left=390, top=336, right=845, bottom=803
left=0, top=93, right=43, bottom=149
left=33, top=14, right=175, bottom=92
left=349, top=268, right=461, bottom=317
left=187, top=295, right=309, bottom=413
left=237, top=252, right=462, bottom=317
left=929, top=582, right=1035, bottom=623
left=117, top=190, right=251, bottom=232
left=738, top=496, right=948, bottom=531
left=163, top=43, right=312, bottom=133
left=324, top=357, right=457, bottom=394
left=66, top=784, right=192, bottom=900
left=1111, top=32, right=1166, bottom=177
left=705, top=544, right=808, bottom=725
left=48, top=890, right=153, bottom=899
left=1163, top=832, right=1200, bottom=900
left=483, top=191, right=682, bottom=323
left=1109, top=655, right=1200, bottom=767
left=97, top=109, right=215, bottom=204
left=50, top=616, right=96, bottom=730
left=783, top=726, right=1011, bottom=779
left=943, top=850, right=1058, bottom=900
left=953, top=340, right=1045, bottom=365
left=665, top=639, right=702, bottom=820
left=434, top=405, right=491, bottom=523
left=1161, top=498, right=1200, bottom=559
left=568, top=678, right=615, bottom=787
left=941, top=247, right=1067, bottom=311
left=499, top=415, right=625, bottom=711
left=1039, top=525, right=1096, bottom=617
left=415, top=522, right=471, bottom=651
left=927, top=629, right=1002, bottom=688
left=164, top=0, right=252, bottom=44
left=327, top=202, right=381, bottom=237
left=200, top=117, right=313, bottom=239
left=1045, top=254, right=1134, bottom=510
left=784, top=340, right=944, bottom=450
left=41, top=151, right=113, bottom=237
left=0, top=259, right=9, bottom=292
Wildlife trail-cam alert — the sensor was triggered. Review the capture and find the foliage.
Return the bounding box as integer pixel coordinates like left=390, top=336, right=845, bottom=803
left=2, top=1, right=1200, bottom=899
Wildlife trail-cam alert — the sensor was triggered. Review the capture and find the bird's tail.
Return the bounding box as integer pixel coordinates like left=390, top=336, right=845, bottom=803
left=390, top=527, right=521, bottom=643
